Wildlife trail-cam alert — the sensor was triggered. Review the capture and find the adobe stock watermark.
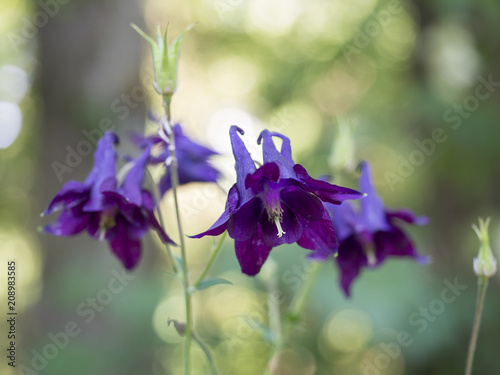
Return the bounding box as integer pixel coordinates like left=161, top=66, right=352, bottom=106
left=362, top=278, right=468, bottom=375
left=224, top=260, right=317, bottom=348
left=52, top=72, right=154, bottom=182
left=8, top=0, right=70, bottom=53
left=342, top=0, right=403, bottom=63
left=385, top=74, right=500, bottom=192
left=213, top=0, right=244, bottom=20
left=17, top=269, right=135, bottom=375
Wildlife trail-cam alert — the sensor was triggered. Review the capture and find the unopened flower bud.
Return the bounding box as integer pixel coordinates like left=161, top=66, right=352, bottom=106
left=131, top=23, right=194, bottom=96
left=167, top=318, right=186, bottom=337
left=472, top=217, right=497, bottom=278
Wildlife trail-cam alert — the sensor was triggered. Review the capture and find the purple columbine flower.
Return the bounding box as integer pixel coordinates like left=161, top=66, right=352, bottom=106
left=42, top=132, right=174, bottom=269
left=137, top=123, right=221, bottom=197
left=191, top=126, right=363, bottom=276
left=328, top=162, right=428, bottom=297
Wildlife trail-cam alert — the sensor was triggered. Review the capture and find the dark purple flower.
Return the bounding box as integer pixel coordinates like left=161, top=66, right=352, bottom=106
left=191, top=126, right=363, bottom=276
left=42, top=132, right=174, bottom=269
left=137, top=123, right=221, bottom=197
left=328, top=162, right=428, bottom=296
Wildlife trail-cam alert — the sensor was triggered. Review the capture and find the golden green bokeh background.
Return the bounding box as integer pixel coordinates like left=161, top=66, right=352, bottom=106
left=1, top=0, right=500, bottom=374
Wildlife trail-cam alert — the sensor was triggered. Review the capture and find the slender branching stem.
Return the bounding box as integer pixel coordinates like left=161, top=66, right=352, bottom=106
left=194, top=231, right=228, bottom=288
left=162, top=94, right=192, bottom=375
left=145, top=168, right=179, bottom=274
left=264, top=262, right=322, bottom=374
left=465, top=276, right=488, bottom=375
left=192, top=332, right=219, bottom=375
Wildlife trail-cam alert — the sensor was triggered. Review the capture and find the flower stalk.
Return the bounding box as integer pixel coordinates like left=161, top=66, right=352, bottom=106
left=465, top=218, right=497, bottom=375
left=465, top=276, right=488, bottom=375
left=194, top=231, right=228, bottom=288
left=132, top=23, right=222, bottom=375
left=161, top=95, right=193, bottom=375
left=264, top=262, right=322, bottom=374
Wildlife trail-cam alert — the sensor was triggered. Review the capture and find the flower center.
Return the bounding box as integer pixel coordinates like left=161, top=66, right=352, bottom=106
left=263, top=183, right=286, bottom=238
left=99, top=206, right=118, bottom=240
left=360, top=231, right=376, bottom=266
left=274, top=217, right=286, bottom=238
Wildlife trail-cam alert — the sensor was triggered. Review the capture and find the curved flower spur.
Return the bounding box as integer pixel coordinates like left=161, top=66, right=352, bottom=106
left=191, top=126, right=363, bottom=275
left=41, top=131, right=175, bottom=269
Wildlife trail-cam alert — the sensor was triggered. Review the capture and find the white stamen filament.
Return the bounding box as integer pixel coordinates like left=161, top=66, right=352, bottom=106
left=366, top=247, right=377, bottom=266
left=274, top=217, right=286, bottom=238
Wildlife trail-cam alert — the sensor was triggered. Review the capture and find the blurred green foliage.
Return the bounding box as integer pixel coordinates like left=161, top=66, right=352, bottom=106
left=1, top=0, right=500, bottom=374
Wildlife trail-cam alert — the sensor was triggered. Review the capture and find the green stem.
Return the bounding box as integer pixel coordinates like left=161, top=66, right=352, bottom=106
left=264, top=262, right=323, bottom=374
left=145, top=168, right=179, bottom=274
left=194, top=231, right=228, bottom=288
left=465, top=276, right=488, bottom=375
left=267, top=268, right=282, bottom=350
left=162, top=94, right=192, bottom=375
left=192, top=332, right=219, bottom=375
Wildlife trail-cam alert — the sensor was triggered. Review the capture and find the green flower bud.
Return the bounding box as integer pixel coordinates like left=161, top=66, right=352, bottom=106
left=131, top=23, right=194, bottom=96
left=472, top=217, right=497, bottom=278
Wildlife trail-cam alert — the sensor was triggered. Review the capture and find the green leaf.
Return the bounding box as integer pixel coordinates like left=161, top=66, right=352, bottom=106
left=168, top=23, right=196, bottom=90
left=196, top=277, right=233, bottom=291
left=130, top=23, right=156, bottom=46
left=130, top=23, right=162, bottom=85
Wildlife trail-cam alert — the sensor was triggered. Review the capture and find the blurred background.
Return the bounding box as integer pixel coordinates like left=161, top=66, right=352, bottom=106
left=1, top=0, right=500, bottom=374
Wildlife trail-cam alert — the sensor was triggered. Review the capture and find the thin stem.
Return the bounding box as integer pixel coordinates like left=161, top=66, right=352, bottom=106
left=286, top=262, right=322, bottom=324
left=465, top=276, right=489, bottom=375
left=145, top=168, right=179, bottom=274
left=162, top=95, right=192, bottom=375
left=267, top=268, right=282, bottom=350
left=264, top=262, right=323, bottom=374
left=192, top=332, right=219, bottom=375
left=194, top=231, right=228, bottom=288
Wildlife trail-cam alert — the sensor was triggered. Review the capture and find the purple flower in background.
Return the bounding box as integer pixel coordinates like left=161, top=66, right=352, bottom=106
left=328, top=162, right=428, bottom=297
left=191, top=126, right=363, bottom=276
left=42, top=132, right=174, bottom=269
left=138, top=123, right=221, bottom=197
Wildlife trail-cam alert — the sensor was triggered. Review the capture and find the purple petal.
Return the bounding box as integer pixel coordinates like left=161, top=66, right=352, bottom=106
left=374, top=226, right=427, bottom=263
left=386, top=209, right=428, bottom=226
left=119, top=144, right=152, bottom=207
left=244, top=163, right=280, bottom=192
left=43, top=180, right=90, bottom=216
left=157, top=156, right=221, bottom=197
left=293, top=164, right=364, bottom=204
left=86, top=212, right=101, bottom=238
left=142, top=190, right=176, bottom=245
left=227, top=197, right=262, bottom=241
left=189, top=184, right=239, bottom=238
left=335, top=235, right=367, bottom=297
left=327, top=202, right=358, bottom=242
left=358, top=162, right=390, bottom=232
left=230, top=126, right=256, bottom=202
left=257, top=130, right=295, bottom=179
left=177, top=159, right=220, bottom=185
left=260, top=205, right=302, bottom=247
left=267, top=132, right=294, bottom=165
left=297, top=209, right=337, bottom=260
left=281, top=185, right=324, bottom=221
left=174, top=124, right=219, bottom=159
left=108, top=216, right=142, bottom=270
left=131, top=131, right=161, bottom=149
left=42, top=205, right=89, bottom=236
left=234, top=223, right=272, bottom=276
left=83, top=132, right=118, bottom=211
